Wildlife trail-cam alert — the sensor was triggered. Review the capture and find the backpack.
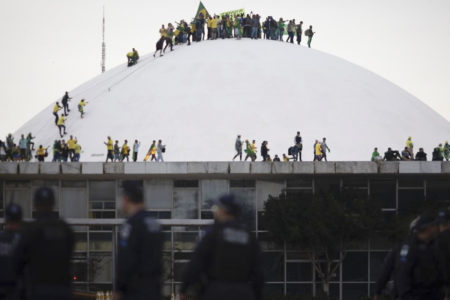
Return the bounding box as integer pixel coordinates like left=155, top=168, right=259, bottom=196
left=288, top=147, right=293, bottom=155
left=162, top=146, right=166, bottom=153
left=305, top=29, right=311, bottom=37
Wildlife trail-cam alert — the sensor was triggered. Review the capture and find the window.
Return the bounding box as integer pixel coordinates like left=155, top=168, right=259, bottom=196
left=370, top=251, right=389, bottom=281
left=174, top=180, right=198, bottom=188
left=230, top=188, right=256, bottom=230
left=343, top=252, right=368, bottom=282
left=286, top=178, right=313, bottom=188
left=89, top=253, right=112, bottom=283
left=144, top=180, right=172, bottom=209
left=370, top=178, right=396, bottom=209
left=287, top=262, right=313, bottom=282
left=426, top=179, right=450, bottom=202
left=230, top=180, right=255, bottom=188
left=315, top=177, right=340, bottom=194
left=5, top=188, right=32, bottom=218
left=256, top=180, right=285, bottom=211
left=398, top=189, right=425, bottom=214
left=262, top=252, right=284, bottom=281
left=200, top=180, right=228, bottom=209
left=287, top=284, right=313, bottom=296
left=0, top=181, right=3, bottom=218
left=89, top=181, right=116, bottom=219
left=61, top=188, right=87, bottom=218
left=342, top=283, right=369, bottom=300
left=173, top=189, right=198, bottom=219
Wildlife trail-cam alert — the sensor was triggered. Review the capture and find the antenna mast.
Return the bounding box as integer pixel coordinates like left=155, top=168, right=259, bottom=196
left=101, top=6, right=106, bottom=73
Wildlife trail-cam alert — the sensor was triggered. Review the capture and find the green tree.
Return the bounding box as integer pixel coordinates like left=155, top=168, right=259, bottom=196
left=263, top=188, right=384, bottom=298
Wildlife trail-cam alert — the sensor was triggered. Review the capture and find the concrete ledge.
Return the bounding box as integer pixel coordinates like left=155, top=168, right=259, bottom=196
left=146, top=162, right=188, bottom=174
left=272, top=162, right=293, bottom=174
left=250, top=162, right=272, bottom=174
left=336, top=162, right=377, bottom=174
left=442, top=162, right=450, bottom=173
left=104, top=163, right=124, bottom=174
left=187, top=162, right=208, bottom=174
left=60, top=163, right=80, bottom=175
left=207, top=162, right=229, bottom=174
left=124, top=163, right=146, bottom=174
left=0, top=162, right=18, bottom=174
left=229, top=162, right=251, bottom=174
left=82, top=162, right=103, bottom=175
left=399, top=161, right=442, bottom=174
left=314, top=162, right=336, bottom=174
left=19, top=163, right=39, bottom=174
left=378, top=162, right=399, bottom=174
left=293, top=162, right=314, bottom=174
left=41, top=162, right=61, bottom=174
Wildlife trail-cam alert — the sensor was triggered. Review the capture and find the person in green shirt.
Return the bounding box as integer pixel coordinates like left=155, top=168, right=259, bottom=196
left=371, top=147, right=382, bottom=161
left=278, top=18, right=285, bottom=41
left=234, top=17, right=242, bottom=39
left=444, top=141, right=450, bottom=161
left=305, top=25, right=315, bottom=48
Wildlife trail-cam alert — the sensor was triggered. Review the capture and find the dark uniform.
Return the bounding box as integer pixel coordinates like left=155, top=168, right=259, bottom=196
left=374, top=243, right=403, bottom=298
left=437, top=210, right=450, bottom=294
left=397, top=237, right=447, bottom=300
left=180, top=220, right=264, bottom=300
left=116, top=210, right=163, bottom=300
left=0, top=204, right=22, bottom=300
left=14, top=212, right=74, bottom=300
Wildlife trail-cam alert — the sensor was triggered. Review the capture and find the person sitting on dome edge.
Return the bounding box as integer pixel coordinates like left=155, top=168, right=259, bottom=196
left=415, top=148, right=427, bottom=161
left=273, top=154, right=281, bottom=162
left=371, top=147, right=382, bottom=161
left=383, top=147, right=401, bottom=161
left=283, top=154, right=290, bottom=162
left=401, top=147, right=412, bottom=161
left=432, top=146, right=444, bottom=161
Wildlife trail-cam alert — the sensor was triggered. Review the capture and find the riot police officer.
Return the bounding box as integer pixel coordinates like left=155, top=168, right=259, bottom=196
left=397, top=213, right=448, bottom=300
left=374, top=243, right=402, bottom=300
left=114, top=181, right=163, bottom=300
left=14, top=187, right=74, bottom=300
left=0, top=203, right=22, bottom=299
left=180, top=194, right=264, bottom=300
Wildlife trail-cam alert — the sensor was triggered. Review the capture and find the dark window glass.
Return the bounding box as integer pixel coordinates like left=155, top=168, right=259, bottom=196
left=426, top=179, right=450, bottom=202
left=174, top=262, right=187, bottom=281
left=287, top=283, right=313, bottom=296
left=287, top=262, right=313, bottom=281
left=230, top=180, right=255, bottom=188
left=342, top=177, right=369, bottom=188
left=262, top=252, right=284, bottom=281
left=398, top=189, right=424, bottom=214
left=258, top=211, right=267, bottom=231
left=343, top=252, right=368, bottom=281
left=342, top=283, right=368, bottom=300
left=62, top=181, right=86, bottom=188
left=370, top=251, right=389, bottom=281
left=148, top=211, right=172, bottom=219
left=285, top=189, right=313, bottom=201
left=286, top=178, right=313, bottom=188
left=174, top=180, right=199, bottom=188
left=398, top=177, right=424, bottom=188
left=370, top=178, right=396, bottom=209
left=315, top=177, right=341, bottom=193
left=90, top=181, right=115, bottom=201
left=201, top=211, right=213, bottom=220
left=174, top=252, right=192, bottom=260
left=263, top=284, right=284, bottom=298
left=71, top=262, right=88, bottom=282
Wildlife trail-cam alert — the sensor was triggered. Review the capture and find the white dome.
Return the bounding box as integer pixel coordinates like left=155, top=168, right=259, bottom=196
left=15, top=39, right=450, bottom=161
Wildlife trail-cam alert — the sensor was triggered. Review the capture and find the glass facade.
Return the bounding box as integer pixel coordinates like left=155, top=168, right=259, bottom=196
left=0, top=174, right=448, bottom=299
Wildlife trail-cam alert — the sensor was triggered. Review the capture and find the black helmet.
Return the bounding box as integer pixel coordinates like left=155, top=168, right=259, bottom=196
left=5, top=203, right=22, bottom=222
left=34, top=187, right=55, bottom=209
left=214, top=194, right=241, bottom=216
left=410, top=213, right=437, bottom=233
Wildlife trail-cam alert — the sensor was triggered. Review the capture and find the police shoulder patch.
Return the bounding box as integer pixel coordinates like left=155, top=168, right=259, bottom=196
left=223, top=228, right=249, bottom=245
left=144, top=217, right=161, bottom=233
left=120, top=223, right=132, bottom=241
left=399, top=244, right=409, bottom=262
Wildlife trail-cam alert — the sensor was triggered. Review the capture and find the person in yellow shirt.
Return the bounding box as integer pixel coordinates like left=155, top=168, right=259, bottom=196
left=283, top=154, right=290, bottom=162
left=211, top=16, right=218, bottom=39
left=52, top=102, right=62, bottom=125
left=406, top=136, right=414, bottom=159
left=73, top=140, right=81, bottom=162
left=36, top=145, right=47, bottom=162
left=67, top=135, right=76, bottom=161
left=121, top=140, right=130, bottom=162
left=207, top=17, right=213, bottom=39
left=314, top=140, right=322, bottom=161
left=78, top=99, right=87, bottom=118
left=251, top=140, right=257, bottom=161
left=57, top=114, right=66, bottom=138
left=159, top=25, right=167, bottom=37
left=104, top=136, right=114, bottom=162
left=147, top=140, right=157, bottom=162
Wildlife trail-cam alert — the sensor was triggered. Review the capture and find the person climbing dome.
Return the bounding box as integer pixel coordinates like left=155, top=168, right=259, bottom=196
left=126, top=48, right=139, bottom=67
left=78, top=99, right=87, bottom=118
left=61, top=91, right=72, bottom=116
left=53, top=102, right=62, bottom=124
left=57, top=114, right=67, bottom=138
left=153, top=37, right=165, bottom=57
left=305, top=25, right=315, bottom=48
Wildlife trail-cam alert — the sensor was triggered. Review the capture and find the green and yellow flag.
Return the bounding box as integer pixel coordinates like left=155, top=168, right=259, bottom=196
left=195, top=1, right=210, bottom=19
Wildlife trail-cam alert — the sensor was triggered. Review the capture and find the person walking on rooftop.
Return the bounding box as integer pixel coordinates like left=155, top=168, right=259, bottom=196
left=296, top=21, right=303, bottom=45
left=305, top=26, right=315, bottom=48
left=406, top=136, right=414, bottom=159
left=133, top=140, right=140, bottom=162
left=321, top=138, right=331, bottom=161
left=157, top=140, right=165, bottom=162
left=233, top=135, right=243, bottom=161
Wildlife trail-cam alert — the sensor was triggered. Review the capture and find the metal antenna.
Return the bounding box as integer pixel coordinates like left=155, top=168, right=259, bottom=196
left=101, top=5, right=106, bottom=73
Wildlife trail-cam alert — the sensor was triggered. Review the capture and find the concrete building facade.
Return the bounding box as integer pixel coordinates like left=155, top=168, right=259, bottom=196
left=1, top=161, right=449, bottom=299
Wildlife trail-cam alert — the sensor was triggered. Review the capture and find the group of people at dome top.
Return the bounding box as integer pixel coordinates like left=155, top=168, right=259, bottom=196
left=52, top=91, right=88, bottom=138
left=371, top=137, right=450, bottom=162
left=103, top=136, right=166, bottom=162
left=0, top=133, right=37, bottom=162
left=232, top=132, right=331, bottom=162
left=150, top=12, right=315, bottom=57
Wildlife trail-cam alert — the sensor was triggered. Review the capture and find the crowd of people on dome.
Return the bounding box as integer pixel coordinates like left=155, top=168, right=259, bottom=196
left=103, top=136, right=166, bottom=163
left=145, top=11, right=316, bottom=59
left=232, top=132, right=331, bottom=163
left=372, top=137, right=450, bottom=162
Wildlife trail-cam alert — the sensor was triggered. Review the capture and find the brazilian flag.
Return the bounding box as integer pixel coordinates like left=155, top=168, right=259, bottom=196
left=195, top=1, right=210, bottom=19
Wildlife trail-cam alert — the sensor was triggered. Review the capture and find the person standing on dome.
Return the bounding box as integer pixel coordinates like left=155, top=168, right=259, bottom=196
left=78, top=99, right=87, bottom=118
left=61, top=91, right=72, bottom=116
left=313, top=140, right=322, bottom=161
left=444, top=141, right=450, bottom=161
left=244, top=140, right=254, bottom=162
left=73, top=140, right=81, bottom=162
left=415, top=148, right=427, bottom=161
left=294, top=131, right=303, bottom=161
left=305, top=26, right=315, bottom=48
left=133, top=140, right=140, bottom=162
left=156, top=140, right=165, bottom=162
left=277, top=18, right=285, bottom=41
left=261, top=141, right=269, bottom=161
left=67, top=135, right=76, bottom=161
left=406, top=137, right=414, bottom=159
left=104, top=136, right=114, bottom=162
left=114, top=140, right=121, bottom=162
left=286, top=20, right=295, bottom=43
left=233, top=135, right=243, bottom=161
left=321, top=138, right=331, bottom=162
left=296, top=21, right=303, bottom=45
left=121, top=140, right=130, bottom=162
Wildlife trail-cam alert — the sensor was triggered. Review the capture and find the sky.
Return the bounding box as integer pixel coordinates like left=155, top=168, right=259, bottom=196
left=1, top=0, right=450, bottom=139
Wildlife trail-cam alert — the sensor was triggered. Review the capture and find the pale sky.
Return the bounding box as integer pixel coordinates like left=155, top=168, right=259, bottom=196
left=1, top=0, right=450, bottom=139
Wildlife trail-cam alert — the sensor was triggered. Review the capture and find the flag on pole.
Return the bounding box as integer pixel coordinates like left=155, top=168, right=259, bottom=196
left=195, top=1, right=210, bottom=19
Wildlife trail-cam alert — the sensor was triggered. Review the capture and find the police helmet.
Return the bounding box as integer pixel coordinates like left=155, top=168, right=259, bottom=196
left=34, top=187, right=55, bottom=209
left=5, top=203, right=22, bottom=222
left=214, top=194, right=241, bottom=216
left=410, top=213, right=437, bottom=233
